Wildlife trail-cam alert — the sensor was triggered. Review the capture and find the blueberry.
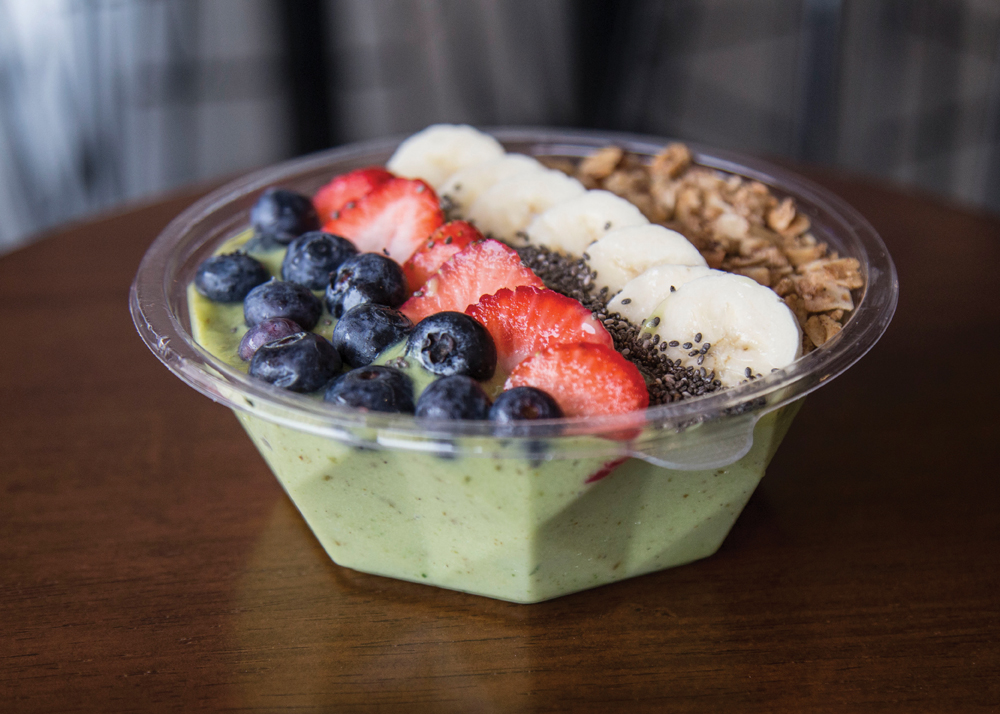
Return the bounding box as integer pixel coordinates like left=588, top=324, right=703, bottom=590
left=244, top=279, right=323, bottom=330
left=250, top=188, right=319, bottom=244
left=332, top=304, right=413, bottom=368
left=281, top=231, right=358, bottom=289
left=324, top=253, right=407, bottom=317
left=324, top=365, right=415, bottom=413
left=238, top=317, right=303, bottom=361
left=489, top=387, right=563, bottom=423
left=194, top=253, right=270, bottom=302
left=248, top=332, right=342, bottom=393
left=406, top=312, right=496, bottom=381
left=490, top=387, right=564, bottom=465
left=416, top=376, right=491, bottom=420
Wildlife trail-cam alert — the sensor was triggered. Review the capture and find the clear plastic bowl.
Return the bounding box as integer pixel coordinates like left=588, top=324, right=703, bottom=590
left=130, top=128, right=897, bottom=603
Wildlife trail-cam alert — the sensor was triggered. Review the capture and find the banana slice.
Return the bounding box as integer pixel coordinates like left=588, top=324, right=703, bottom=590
left=585, top=224, right=707, bottom=296
left=607, top=264, right=717, bottom=324
left=521, top=190, right=649, bottom=254
left=438, top=154, right=545, bottom=217
left=387, top=124, right=505, bottom=188
left=466, top=168, right=586, bottom=241
left=644, top=273, right=801, bottom=388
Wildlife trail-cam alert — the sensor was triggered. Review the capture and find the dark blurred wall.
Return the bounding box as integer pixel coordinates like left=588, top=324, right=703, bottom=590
left=2, top=0, right=999, bottom=253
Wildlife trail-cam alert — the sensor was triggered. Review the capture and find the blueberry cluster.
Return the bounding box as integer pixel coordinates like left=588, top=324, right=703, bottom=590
left=194, top=186, right=563, bottom=425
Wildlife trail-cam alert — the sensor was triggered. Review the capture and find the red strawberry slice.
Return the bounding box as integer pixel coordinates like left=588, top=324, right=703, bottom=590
left=466, top=286, right=613, bottom=373
left=400, top=239, right=544, bottom=323
left=504, top=342, right=649, bottom=418
left=322, top=177, right=443, bottom=264
left=402, top=220, right=483, bottom=292
left=313, top=166, right=394, bottom=223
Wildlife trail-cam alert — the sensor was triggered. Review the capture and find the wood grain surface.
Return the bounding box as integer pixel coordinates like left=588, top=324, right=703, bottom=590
left=1, top=169, right=998, bottom=713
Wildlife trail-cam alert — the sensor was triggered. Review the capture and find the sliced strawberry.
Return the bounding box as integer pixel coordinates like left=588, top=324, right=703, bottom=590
left=504, top=342, right=649, bottom=418
left=322, top=177, right=443, bottom=264
left=400, top=239, right=544, bottom=323
left=402, top=220, right=483, bottom=292
left=313, top=166, right=394, bottom=223
left=466, top=286, right=613, bottom=373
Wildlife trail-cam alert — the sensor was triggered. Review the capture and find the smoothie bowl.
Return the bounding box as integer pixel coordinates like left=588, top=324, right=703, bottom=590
left=130, top=127, right=897, bottom=603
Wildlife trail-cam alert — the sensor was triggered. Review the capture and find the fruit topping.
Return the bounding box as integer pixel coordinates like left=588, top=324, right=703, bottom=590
left=312, top=166, right=394, bottom=222
left=244, top=279, right=323, bottom=330
left=585, top=224, right=707, bottom=296
left=504, top=342, right=649, bottom=418
left=606, top=264, right=715, bottom=324
left=238, top=317, right=303, bottom=361
left=466, top=285, right=613, bottom=374
left=248, top=332, right=342, bottom=393
left=438, top=153, right=544, bottom=217
left=324, top=365, right=415, bottom=414
left=489, top=386, right=563, bottom=422
left=324, top=253, right=407, bottom=318
left=405, top=312, right=497, bottom=381
left=332, top=304, right=413, bottom=368
left=466, top=168, right=585, bottom=242
left=415, top=375, right=492, bottom=420
left=250, top=188, right=320, bottom=245
left=281, top=231, right=358, bottom=290
left=522, top=189, right=648, bottom=256
left=399, top=238, right=544, bottom=324
left=194, top=253, right=271, bottom=302
left=643, top=272, right=801, bottom=387
left=386, top=124, right=505, bottom=188
left=401, top=220, right=482, bottom=292
left=322, top=177, right=444, bottom=264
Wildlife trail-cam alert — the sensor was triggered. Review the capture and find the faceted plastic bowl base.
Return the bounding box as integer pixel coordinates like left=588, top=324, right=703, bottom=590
left=236, top=402, right=799, bottom=604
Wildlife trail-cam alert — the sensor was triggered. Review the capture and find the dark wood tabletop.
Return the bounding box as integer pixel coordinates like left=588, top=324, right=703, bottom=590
left=2, top=165, right=998, bottom=713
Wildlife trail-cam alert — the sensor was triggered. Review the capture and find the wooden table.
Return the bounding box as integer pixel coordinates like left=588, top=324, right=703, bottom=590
left=2, top=166, right=998, bottom=712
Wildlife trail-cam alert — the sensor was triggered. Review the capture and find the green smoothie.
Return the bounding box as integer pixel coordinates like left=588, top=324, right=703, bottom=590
left=189, top=229, right=801, bottom=603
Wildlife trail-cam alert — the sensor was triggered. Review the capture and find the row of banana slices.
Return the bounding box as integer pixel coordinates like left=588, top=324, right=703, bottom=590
left=387, top=124, right=802, bottom=388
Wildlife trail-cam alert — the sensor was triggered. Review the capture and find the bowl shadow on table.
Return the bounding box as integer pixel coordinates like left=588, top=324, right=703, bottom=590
left=223, top=465, right=827, bottom=711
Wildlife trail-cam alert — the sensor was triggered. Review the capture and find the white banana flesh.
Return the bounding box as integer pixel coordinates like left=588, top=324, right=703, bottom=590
left=607, top=264, right=717, bottom=324
left=585, top=224, right=708, bottom=296
left=466, top=168, right=586, bottom=242
left=644, top=272, right=801, bottom=388
left=437, top=154, right=545, bottom=216
left=387, top=124, right=505, bottom=188
left=522, top=190, right=649, bottom=255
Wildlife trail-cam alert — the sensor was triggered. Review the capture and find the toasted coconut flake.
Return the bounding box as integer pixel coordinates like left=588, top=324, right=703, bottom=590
left=650, top=142, right=692, bottom=179
left=805, top=314, right=843, bottom=346
left=578, top=146, right=623, bottom=181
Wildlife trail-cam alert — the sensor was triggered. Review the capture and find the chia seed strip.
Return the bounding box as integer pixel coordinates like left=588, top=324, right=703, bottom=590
left=516, top=243, right=721, bottom=406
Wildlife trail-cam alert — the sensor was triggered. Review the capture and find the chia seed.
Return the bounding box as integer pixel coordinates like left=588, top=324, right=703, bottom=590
left=516, top=243, right=723, bottom=406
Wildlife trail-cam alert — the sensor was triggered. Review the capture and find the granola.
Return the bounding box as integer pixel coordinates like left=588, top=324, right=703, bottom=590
left=548, top=143, right=863, bottom=352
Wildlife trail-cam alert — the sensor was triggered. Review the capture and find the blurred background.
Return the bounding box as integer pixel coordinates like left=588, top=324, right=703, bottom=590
left=2, top=0, right=999, bottom=254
